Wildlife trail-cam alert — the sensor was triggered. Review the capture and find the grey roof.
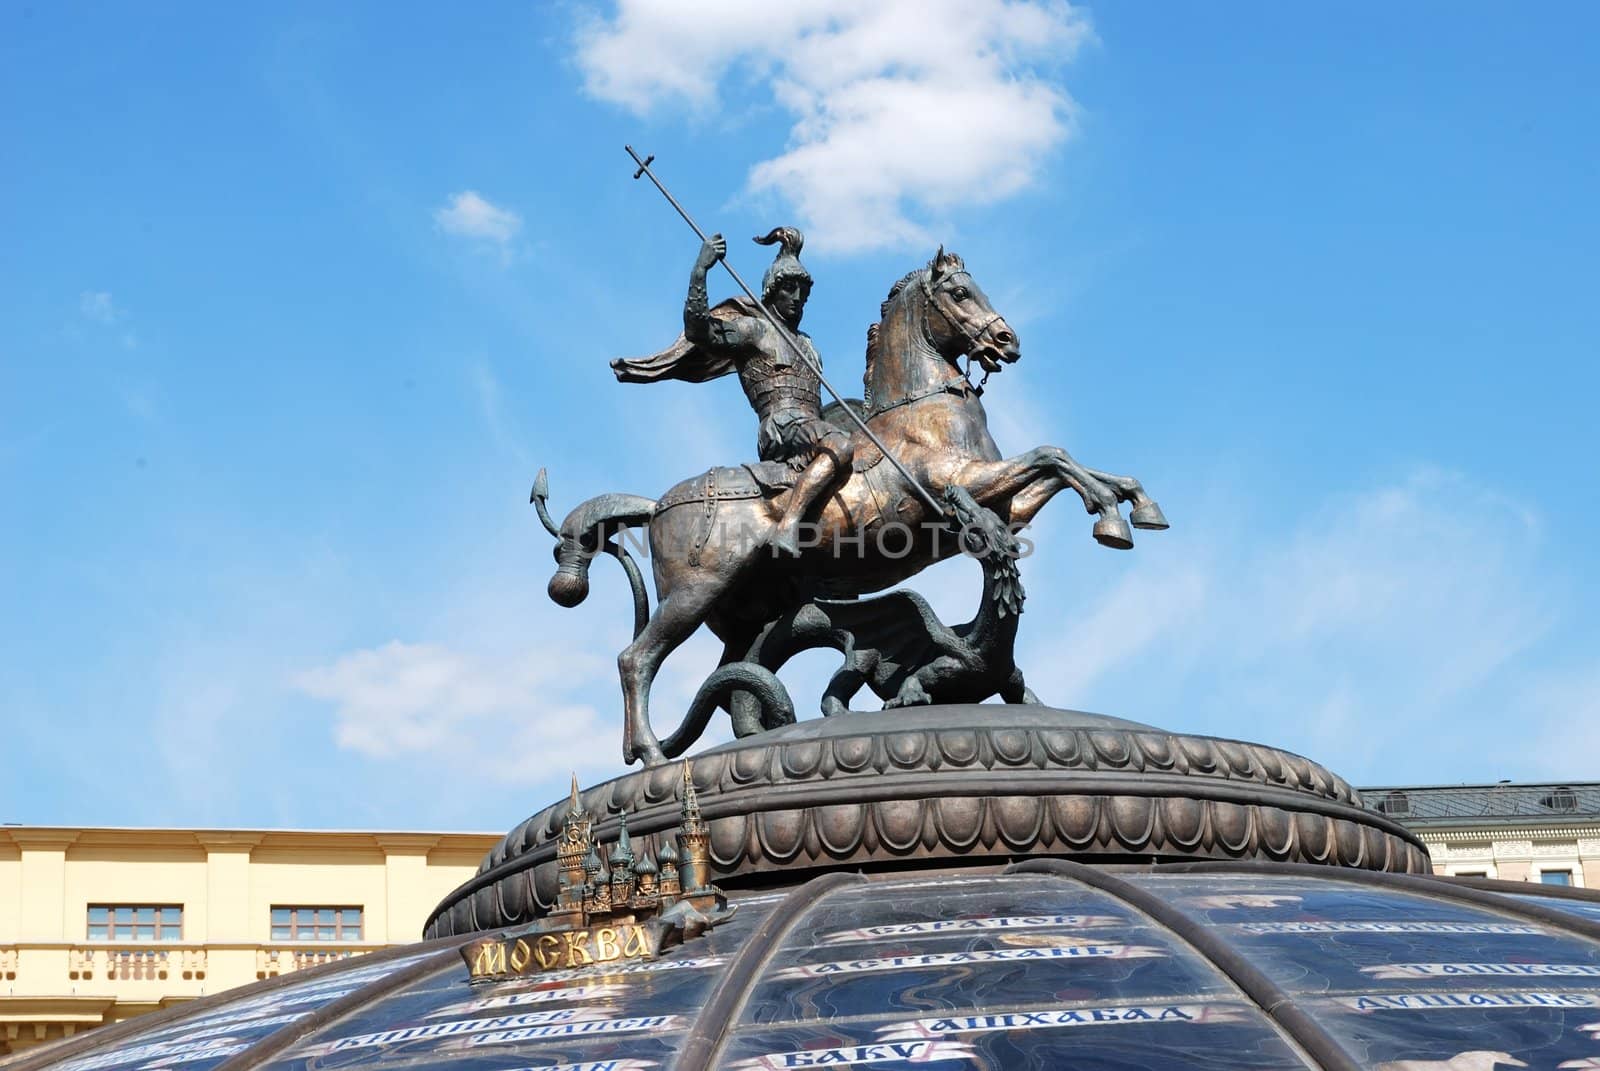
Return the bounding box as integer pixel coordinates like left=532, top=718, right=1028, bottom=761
left=1359, top=781, right=1600, bottom=825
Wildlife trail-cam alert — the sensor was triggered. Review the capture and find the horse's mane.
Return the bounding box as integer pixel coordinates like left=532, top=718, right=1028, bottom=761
left=881, top=267, right=925, bottom=318
left=865, top=266, right=934, bottom=377
left=863, top=254, right=965, bottom=379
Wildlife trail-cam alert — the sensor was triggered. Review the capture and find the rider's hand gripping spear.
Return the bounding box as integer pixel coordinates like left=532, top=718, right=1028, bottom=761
left=624, top=145, right=948, bottom=520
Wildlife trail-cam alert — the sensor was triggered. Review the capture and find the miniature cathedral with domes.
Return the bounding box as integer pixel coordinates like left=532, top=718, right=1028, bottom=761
left=550, top=760, right=721, bottom=928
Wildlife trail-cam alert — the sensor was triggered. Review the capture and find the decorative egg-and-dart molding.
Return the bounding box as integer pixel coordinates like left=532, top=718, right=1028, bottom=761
left=425, top=706, right=1429, bottom=939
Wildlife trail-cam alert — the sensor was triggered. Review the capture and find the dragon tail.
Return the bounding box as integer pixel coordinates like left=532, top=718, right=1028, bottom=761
left=547, top=492, right=656, bottom=609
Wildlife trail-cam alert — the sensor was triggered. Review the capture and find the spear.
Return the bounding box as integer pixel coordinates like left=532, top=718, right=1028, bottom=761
left=624, top=145, right=947, bottom=519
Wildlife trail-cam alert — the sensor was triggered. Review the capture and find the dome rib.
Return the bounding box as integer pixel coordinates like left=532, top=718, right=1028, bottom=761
left=0, top=937, right=464, bottom=1071
left=210, top=943, right=467, bottom=1071
left=1008, top=858, right=1361, bottom=1071
left=676, top=870, right=868, bottom=1071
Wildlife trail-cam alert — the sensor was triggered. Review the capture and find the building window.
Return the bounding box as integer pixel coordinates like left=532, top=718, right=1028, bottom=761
left=87, top=905, right=182, bottom=941
left=271, top=906, right=363, bottom=941
left=1376, top=791, right=1411, bottom=816
left=1540, top=787, right=1578, bottom=812
left=1539, top=870, right=1573, bottom=886
left=1454, top=871, right=1488, bottom=878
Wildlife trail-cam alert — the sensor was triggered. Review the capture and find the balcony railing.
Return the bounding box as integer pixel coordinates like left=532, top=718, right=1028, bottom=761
left=66, top=945, right=209, bottom=982
left=255, top=944, right=369, bottom=979
left=0, top=940, right=380, bottom=998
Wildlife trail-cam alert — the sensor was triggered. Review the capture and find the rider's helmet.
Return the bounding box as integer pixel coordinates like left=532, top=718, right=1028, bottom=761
left=755, top=226, right=812, bottom=302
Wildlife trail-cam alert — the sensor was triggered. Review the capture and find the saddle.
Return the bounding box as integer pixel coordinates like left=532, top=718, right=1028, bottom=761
left=656, top=463, right=798, bottom=567
left=655, top=462, right=795, bottom=514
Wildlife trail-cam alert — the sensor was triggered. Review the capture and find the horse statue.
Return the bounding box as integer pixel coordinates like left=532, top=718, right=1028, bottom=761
left=547, top=248, right=1167, bottom=766
left=642, top=483, right=1042, bottom=757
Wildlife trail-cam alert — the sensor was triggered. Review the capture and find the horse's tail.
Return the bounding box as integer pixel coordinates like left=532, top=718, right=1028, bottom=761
left=548, top=493, right=657, bottom=609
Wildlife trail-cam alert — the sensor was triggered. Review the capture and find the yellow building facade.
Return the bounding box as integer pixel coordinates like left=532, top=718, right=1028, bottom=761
left=0, top=825, right=498, bottom=1055
left=1363, top=781, right=1600, bottom=886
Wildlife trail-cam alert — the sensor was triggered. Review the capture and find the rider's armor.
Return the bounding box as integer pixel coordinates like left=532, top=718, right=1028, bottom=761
left=738, top=333, right=845, bottom=469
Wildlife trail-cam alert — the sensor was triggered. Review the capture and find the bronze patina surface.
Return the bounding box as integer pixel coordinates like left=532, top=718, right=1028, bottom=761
left=544, top=162, right=1168, bottom=765
left=424, top=706, right=1430, bottom=940
left=459, top=765, right=733, bottom=982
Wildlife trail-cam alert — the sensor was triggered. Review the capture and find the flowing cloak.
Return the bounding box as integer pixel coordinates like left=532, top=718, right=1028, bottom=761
left=610, top=297, right=764, bottom=384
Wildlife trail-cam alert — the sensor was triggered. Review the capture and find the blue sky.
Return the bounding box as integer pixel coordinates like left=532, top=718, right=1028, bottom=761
left=3, top=3, right=1596, bottom=832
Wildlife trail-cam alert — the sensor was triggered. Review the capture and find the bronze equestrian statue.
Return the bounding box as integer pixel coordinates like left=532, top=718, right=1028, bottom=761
left=546, top=234, right=1167, bottom=767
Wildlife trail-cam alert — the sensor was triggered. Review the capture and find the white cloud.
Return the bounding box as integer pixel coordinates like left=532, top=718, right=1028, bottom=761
left=434, top=190, right=523, bottom=246
left=1017, top=468, right=1558, bottom=778
left=294, top=621, right=756, bottom=788
left=293, top=640, right=615, bottom=784
left=470, top=362, right=534, bottom=465
left=1508, top=667, right=1600, bottom=779
left=576, top=0, right=1091, bottom=252
left=79, top=290, right=119, bottom=323
left=287, top=465, right=1584, bottom=810
left=74, top=290, right=140, bottom=349
left=1025, top=558, right=1211, bottom=701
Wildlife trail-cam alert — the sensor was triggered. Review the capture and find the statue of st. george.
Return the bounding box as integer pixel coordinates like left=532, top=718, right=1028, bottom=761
left=611, top=227, right=854, bottom=555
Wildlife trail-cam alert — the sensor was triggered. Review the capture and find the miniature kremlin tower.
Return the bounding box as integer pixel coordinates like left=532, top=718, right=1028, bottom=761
left=609, top=814, right=635, bottom=906
left=552, top=775, right=590, bottom=923
left=678, top=759, right=712, bottom=898
left=549, top=759, right=722, bottom=928
left=657, top=832, right=681, bottom=898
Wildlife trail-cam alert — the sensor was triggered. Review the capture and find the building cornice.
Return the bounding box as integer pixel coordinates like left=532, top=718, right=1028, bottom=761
left=3, top=830, right=80, bottom=851
left=1416, top=825, right=1600, bottom=844
left=194, top=832, right=265, bottom=852
left=0, top=827, right=497, bottom=855
left=373, top=834, right=441, bottom=854
left=0, top=996, right=118, bottom=1020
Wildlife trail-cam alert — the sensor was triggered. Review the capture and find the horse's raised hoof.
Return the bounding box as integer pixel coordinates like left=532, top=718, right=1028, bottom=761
left=1130, top=501, right=1170, bottom=530
left=1093, top=513, right=1134, bottom=550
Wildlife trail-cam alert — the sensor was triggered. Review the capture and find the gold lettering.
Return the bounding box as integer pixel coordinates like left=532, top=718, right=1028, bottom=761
left=621, top=924, right=652, bottom=958
left=562, top=929, right=593, bottom=966
left=472, top=942, right=507, bottom=978
left=468, top=921, right=667, bottom=979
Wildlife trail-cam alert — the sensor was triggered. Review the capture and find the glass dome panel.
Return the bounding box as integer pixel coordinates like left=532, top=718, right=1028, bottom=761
left=15, top=870, right=1600, bottom=1071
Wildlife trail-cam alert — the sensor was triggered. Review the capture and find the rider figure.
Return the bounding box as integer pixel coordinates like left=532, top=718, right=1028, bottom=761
left=685, top=228, right=854, bottom=554
left=611, top=227, right=855, bottom=556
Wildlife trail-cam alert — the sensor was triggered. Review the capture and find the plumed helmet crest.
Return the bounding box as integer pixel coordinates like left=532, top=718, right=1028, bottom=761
left=754, top=226, right=812, bottom=300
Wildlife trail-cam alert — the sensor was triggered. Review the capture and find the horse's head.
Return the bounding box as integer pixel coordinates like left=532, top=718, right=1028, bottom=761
left=866, top=249, right=1023, bottom=408
left=920, top=247, right=1020, bottom=374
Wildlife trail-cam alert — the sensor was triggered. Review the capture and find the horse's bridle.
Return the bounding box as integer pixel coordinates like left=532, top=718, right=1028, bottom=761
left=866, top=269, right=993, bottom=418
left=920, top=268, right=1005, bottom=361
left=866, top=370, right=975, bottom=417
